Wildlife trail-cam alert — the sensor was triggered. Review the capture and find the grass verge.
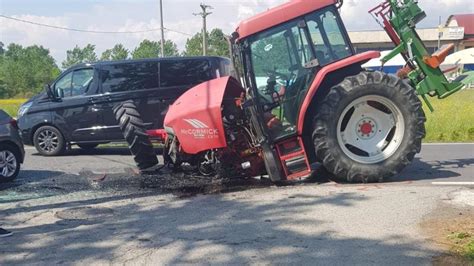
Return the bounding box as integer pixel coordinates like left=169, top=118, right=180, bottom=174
left=423, top=89, right=474, bottom=142
left=448, top=232, right=474, bottom=262
left=0, top=99, right=27, bottom=117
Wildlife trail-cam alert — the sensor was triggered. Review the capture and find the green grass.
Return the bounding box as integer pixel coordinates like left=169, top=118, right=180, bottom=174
left=449, top=232, right=474, bottom=262
left=1, top=90, right=473, bottom=142
left=467, top=240, right=474, bottom=261
left=423, top=90, right=474, bottom=142
left=0, top=99, right=27, bottom=117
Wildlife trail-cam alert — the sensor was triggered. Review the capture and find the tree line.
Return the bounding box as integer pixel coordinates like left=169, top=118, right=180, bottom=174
left=0, top=28, right=229, bottom=98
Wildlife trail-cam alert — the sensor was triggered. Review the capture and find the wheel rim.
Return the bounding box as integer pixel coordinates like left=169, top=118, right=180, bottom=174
left=336, top=95, right=405, bottom=164
left=37, top=129, right=59, bottom=153
left=0, top=150, right=17, bottom=178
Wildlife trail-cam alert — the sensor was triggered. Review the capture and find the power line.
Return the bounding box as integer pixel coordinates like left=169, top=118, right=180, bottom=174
left=0, top=14, right=192, bottom=36
left=166, top=28, right=193, bottom=37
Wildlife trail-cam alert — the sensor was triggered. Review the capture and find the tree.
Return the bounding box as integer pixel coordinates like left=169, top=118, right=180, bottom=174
left=131, top=39, right=179, bottom=59
left=0, top=43, right=60, bottom=98
left=62, top=44, right=98, bottom=69
left=101, top=44, right=129, bottom=61
left=0, top=42, right=4, bottom=55
left=184, top=28, right=229, bottom=57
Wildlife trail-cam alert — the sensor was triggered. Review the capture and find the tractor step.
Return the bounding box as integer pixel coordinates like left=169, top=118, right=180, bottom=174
left=275, top=137, right=312, bottom=180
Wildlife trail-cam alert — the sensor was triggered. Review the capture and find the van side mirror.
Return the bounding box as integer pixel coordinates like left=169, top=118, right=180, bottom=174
left=45, top=84, right=59, bottom=100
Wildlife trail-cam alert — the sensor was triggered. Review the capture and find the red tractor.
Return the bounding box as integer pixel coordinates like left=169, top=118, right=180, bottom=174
left=116, top=0, right=462, bottom=183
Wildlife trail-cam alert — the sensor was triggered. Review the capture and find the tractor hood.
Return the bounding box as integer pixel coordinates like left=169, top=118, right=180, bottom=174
left=164, top=76, right=244, bottom=154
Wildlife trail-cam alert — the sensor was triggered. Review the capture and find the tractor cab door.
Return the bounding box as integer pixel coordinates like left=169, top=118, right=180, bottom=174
left=248, top=6, right=353, bottom=142
left=249, top=20, right=317, bottom=141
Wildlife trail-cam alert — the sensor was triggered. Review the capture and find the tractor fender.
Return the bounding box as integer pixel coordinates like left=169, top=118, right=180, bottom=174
left=297, top=51, right=380, bottom=134
left=164, top=76, right=244, bottom=154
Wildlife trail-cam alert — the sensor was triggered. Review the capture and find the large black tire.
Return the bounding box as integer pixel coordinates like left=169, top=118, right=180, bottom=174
left=312, top=71, right=426, bottom=183
left=33, top=125, right=66, bottom=156
left=0, top=143, right=21, bottom=183
left=113, top=100, right=158, bottom=170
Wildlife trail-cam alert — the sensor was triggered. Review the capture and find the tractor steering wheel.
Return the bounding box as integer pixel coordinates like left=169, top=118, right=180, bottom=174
left=264, top=68, right=289, bottom=81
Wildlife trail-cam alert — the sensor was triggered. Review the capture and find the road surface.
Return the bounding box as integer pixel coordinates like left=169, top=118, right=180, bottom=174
left=0, top=144, right=472, bottom=265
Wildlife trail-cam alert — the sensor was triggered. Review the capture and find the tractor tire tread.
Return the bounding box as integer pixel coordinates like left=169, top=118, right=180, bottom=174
left=312, top=71, right=426, bottom=183
left=114, top=100, right=158, bottom=170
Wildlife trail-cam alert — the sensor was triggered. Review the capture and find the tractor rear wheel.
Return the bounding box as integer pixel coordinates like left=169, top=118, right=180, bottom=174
left=113, top=100, right=158, bottom=170
left=312, top=71, right=426, bottom=183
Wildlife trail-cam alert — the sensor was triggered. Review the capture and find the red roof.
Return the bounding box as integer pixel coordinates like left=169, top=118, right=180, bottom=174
left=447, top=14, right=474, bottom=35
left=235, top=0, right=336, bottom=41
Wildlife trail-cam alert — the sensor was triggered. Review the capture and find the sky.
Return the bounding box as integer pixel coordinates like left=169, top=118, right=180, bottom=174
left=1, top=0, right=473, bottom=65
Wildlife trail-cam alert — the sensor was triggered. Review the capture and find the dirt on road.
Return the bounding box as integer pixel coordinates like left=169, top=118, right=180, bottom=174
left=421, top=190, right=474, bottom=265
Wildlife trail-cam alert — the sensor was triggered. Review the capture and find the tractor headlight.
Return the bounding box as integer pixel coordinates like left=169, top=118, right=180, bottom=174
left=18, top=102, right=32, bottom=118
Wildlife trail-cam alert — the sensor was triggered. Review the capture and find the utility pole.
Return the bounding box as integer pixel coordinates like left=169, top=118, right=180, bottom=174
left=159, top=0, right=165, bottom=57
left=437, top=16, right=442, bottom=50
left=193, top=3, right=213, bottom=56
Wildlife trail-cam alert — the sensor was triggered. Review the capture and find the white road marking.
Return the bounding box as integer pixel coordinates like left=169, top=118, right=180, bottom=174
left=423, top=143, right=474, bottom=145
left=432, top=182, right=474, bottom=186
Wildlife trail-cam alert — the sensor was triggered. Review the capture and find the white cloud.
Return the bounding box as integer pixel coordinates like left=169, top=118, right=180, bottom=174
left=1, top=0, right=472, bottom=65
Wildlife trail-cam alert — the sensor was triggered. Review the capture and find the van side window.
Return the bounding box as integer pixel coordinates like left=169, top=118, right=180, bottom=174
left=55, top=69, right=93, bottom=98
left=160, top=60, right=212, bottom=87
left=101, top=62, right=159, bottom=93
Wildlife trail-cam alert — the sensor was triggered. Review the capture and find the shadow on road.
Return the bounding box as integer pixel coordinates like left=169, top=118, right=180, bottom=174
left=389, top=157, right=474, bottom=182
left=0, top=190, right=436, bottom=264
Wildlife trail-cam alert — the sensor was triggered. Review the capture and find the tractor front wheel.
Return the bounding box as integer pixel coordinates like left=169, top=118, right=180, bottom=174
left=312, top=71, right=426, bottom=183
left=114, top=100, right=158, bottom=171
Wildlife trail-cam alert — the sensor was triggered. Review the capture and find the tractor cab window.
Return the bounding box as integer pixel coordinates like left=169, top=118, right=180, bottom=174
left=250, top=20, right=316, bottom=140
left=246, top=6, right=353, bottom=141
left=306, top=9, right=352, bottom=65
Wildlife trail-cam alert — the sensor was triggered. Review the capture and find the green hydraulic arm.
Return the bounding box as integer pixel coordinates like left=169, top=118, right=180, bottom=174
left=369, top=0, right=464, bottom=111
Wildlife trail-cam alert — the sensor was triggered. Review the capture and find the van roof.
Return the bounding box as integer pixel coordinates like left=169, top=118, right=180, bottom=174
left=68, top=56, right=230, bottom=70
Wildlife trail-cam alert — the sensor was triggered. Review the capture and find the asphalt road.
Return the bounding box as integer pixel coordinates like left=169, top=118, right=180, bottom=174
left=0, top=144, right=473, bottom=265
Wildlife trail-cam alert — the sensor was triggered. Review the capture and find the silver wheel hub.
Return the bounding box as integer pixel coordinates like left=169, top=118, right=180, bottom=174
left=38, top=130, right=59, bottom=152
left=337, top=95, right=405, bottom=164
left=0, top=150, right=17, bottom=178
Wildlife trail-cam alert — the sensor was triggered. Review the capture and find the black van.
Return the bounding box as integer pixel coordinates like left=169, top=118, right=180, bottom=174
left=17, top=56, right=231, bottom=156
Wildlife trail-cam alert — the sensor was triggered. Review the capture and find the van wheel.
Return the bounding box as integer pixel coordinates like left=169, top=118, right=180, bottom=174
left=33, top=126, right=66, bottom=156
left=113, top=100, right=158, bottom=170
left=312, top=71, right=426, bottom=183
left=0, top=143, right=21, bottom=183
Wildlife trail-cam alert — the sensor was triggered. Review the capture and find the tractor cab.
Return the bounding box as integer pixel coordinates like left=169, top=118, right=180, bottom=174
left=233, top=2, right=351, bottom=141
left=230, top=0, right=354, bottom=180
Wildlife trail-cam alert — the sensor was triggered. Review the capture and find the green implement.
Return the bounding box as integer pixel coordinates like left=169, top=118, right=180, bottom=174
left=370, top=0, right=465, bottom=111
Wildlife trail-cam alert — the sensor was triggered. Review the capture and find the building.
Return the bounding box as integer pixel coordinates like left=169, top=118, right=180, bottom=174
left=445, top=14, right=474, bottom=50
left=349, top=14, right=474, bottom=54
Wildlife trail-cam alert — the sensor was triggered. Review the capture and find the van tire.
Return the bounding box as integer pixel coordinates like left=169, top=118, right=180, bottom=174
left=113, top=100, right=158, bottom=170
left=33, top=125, right=66, bottom=156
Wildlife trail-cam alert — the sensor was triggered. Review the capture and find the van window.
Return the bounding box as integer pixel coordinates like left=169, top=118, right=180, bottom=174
left=101, top=62, right=159, bottom=93
left=160, top=59, right=212, bottom=87
left=55, top=68, right=94, bottom=98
